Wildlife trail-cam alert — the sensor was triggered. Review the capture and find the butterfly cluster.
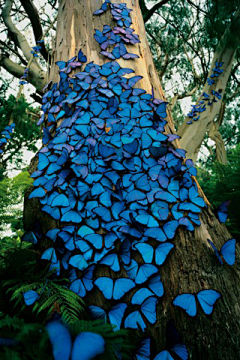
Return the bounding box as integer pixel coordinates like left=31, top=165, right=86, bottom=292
left=22, top=0, right=228, bottom=358
left=94, top=1, right=140, bottom=60
left=0, top=123, right=15, bottom=154
left=186, top=61, right=223, bottom=125
left=19, top=40, right=44, bottom=85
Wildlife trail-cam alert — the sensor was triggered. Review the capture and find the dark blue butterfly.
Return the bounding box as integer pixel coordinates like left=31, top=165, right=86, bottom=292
left=216, top=200, right=230, bottom=223
left=207, top=238, right=236, bottom=265
left=154, top=320, right=188, bottom=360
left=173, top=290, right=221, bottom=317
left=134, top=338, right=151, bottom=360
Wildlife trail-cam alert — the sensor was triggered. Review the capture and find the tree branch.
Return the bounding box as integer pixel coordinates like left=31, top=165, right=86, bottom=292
left=0, top=55, right=47, bottom=94
left=2, top=0, right=42, bottom=66
left=140, top=0, right=171, bottom=23
left=19, top=0, right=51, bottom=63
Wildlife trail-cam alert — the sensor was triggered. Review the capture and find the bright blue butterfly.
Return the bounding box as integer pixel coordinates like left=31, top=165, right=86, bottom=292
left=94, top=277, right=135, bottom=300
left=173, top=289, right=221, bottom=317
left=207, top=238, right=236, bottom=265
left=124, top=297, right=158, bottom=331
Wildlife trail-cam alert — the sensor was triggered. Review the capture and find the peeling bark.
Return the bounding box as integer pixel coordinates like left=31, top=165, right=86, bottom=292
left=178, top=6, right=240, bottom=162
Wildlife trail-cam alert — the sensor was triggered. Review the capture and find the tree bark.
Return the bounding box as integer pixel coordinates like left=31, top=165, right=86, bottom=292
left=178, top=6, right=240, bottom=162
left=24, top=0, right=240, bottom=358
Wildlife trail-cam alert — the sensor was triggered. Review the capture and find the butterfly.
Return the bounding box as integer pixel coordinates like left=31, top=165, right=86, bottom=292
left=23, top=290, right=39, bottom=306
left=154, top=320, right=188, bottom=360
left=207, top=238, right=236, bottom=265
left=124, top=297, right=158, bottom=331
left=46, top=320, right=105, bottom=360
left=173, top=289, right=221, bottom=317
left=89, top=303, right=127, bottom=331
left=69, top=265, right=95, bottom=297
left=134, top=338, right=151, bottom=360
left=215, top=200, right=230, bottom=223
left=94, top=277, right=135, bottom=300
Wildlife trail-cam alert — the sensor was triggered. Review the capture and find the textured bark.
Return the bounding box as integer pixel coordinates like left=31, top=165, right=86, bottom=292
left=178, top=6, right=240, bottom=162
left=24, top=1, right=240, bottom=358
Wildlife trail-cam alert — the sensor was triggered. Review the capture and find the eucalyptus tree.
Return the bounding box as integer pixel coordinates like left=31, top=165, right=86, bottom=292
left=20, top=1, right=240, bottom=359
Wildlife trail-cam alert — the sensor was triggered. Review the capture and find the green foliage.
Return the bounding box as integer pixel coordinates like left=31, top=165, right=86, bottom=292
left=199, top=143, right=240, bottom=240
left=0, top=236, right=132, bottom=359
left=0, top=171, right=33, bottom=234
left=0, top=95, right=41, bottom=175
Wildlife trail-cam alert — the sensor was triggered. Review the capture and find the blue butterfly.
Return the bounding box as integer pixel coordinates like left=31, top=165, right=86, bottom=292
left=23, top=290, right=39, bottom=306
left=134, top=338, right=151, bottom=360
left=94, top=277, right=135, bottom=300
left=124, top=260, right=158, bottom=284
left=89, top=303, right=127, bottom=331
left=46, top=320, right=105, bottom=360
left=155, top=243, right=174, bottom=265
left=208, top=238, right=236, bottom=265
left=216, top=200, right=230, bottom=223
left=124, top=297, right=158, bottom=331
left=173, top=289, right=221, bottom=317
left=69, top=265, right=95, bottom=297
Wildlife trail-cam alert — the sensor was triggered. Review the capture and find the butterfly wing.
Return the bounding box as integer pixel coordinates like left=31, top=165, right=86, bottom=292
left=171, top=344, right=188, bottom=360
left=134, top=338, right=151, bottom=360
left=132, top=288, right=154, bottom=305
left=153, top=351, right=174, bottom=360
left=197, top=290, right=221, bottom=315
left=220, top=239, right=236, bottom=265
left=124, top=311, right=146, bottom=331
left=94, top=277, right=113, bottom=300
left=23, top=290, right=39, bottom=306
left=88, top=306, right=107, bottom=322
left=216, top=200, right=230, bottom=223
left=148, top=274, right=164, bottom=298
left=72, top=332, right=105, bottom=360
left=173, top=294, right=197, bottom=317
left=46, top=321, right=72, bottom=360
left=155, top=243, right=174, bottom=266
left=113, top=278, right=135, bottom=300
left=141, top=297, right=158, bottom=324
left=108, top=303, right=127, bottom=331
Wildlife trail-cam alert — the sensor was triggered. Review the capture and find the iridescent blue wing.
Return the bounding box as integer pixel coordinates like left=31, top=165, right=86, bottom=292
left=155, top=243, right=174, bottom=266
left=135, top=264, right=158, bottom=284
left=23, top=290, right=39, bottom=306
left=153, top=351, right=174, bottom=360
left=46, top=321, right=72, bottom=360
left=141, top=297, right=158, bottom=324
left=163, top=220, right=179, bottom=240
left=72, top=332, right=105, bottom=360
left=197, top=290, right=221, bottom=315
left=94, top=277, right=113, bottom=299
left=113, top=278, right=135, bottom=300
left=100, top=253, right=120, bottom=271
left=22, top=231, right=38, bottom=244
left=89, top=306, right=107, bottom=322
left=135, top=243, right=154, bottom=263
left=124, top=311, right=146, bottom=331
left=171, top=344, right=188, bottom=360
left=216, top=200, right=230, bottom=223
left=220, top=238, right=236, bottom=265
left=131, top=288, right=154, bottom=305
left=108, top=303, right=127, bottom=331
left=173, top=294, right=197, bottom=317
left=134, top=338, right=151, bottom=360
left=148, top=274, right=164, bottom=297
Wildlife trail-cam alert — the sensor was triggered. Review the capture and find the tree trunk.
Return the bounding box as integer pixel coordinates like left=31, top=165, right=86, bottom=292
left=178, top=6, right=240, bottom=162
left=24, top=1, right=240, bottom=358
